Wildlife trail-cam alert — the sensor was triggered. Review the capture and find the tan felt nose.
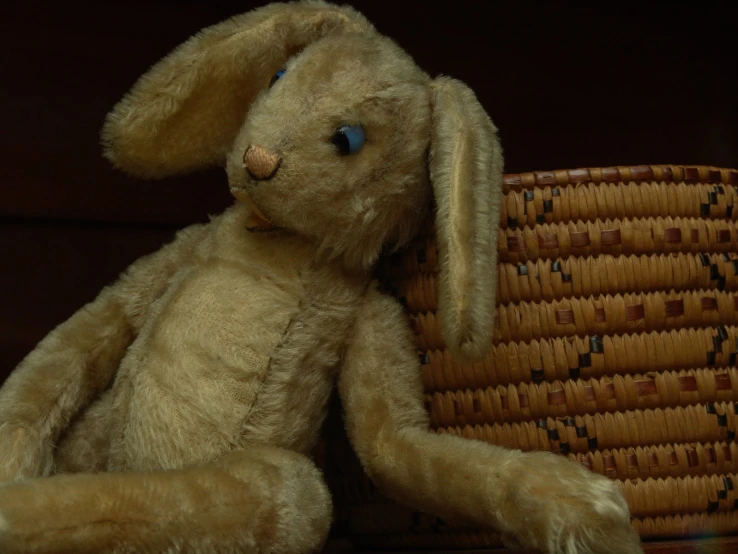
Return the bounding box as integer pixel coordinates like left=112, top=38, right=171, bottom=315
left=243, top=144, right=281, bottom=180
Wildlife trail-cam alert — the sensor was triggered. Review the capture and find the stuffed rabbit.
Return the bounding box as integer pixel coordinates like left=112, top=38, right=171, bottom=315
left=0, top=1, right=643, bottom=553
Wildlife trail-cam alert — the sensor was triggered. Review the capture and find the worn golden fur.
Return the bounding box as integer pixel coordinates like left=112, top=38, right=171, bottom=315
left=0, top=1, right=643, bottom=553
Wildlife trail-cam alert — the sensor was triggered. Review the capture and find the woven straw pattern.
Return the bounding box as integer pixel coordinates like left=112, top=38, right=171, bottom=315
left=395, top=253, right=738, bottom=308
left=326, top=165, right=738, bottom=549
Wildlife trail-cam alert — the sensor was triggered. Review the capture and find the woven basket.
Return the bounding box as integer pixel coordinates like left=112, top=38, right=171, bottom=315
left=319, top=165, right=738, bottom=550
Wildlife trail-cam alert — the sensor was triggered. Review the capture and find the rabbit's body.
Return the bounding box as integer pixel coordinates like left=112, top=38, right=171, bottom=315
left=55, top=203, right=367, bottom=474
left=0, top=2, right=644, bottom=553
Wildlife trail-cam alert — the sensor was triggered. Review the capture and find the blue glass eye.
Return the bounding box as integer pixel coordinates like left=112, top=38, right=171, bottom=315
left=269, top=68, right=286, bottom=88
left=331, top=124, right=365, bottom=155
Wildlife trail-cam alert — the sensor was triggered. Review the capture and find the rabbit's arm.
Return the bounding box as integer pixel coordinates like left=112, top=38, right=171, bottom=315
left=338, top=287, right=642, bottom=554
left=0, top=223, right=209, bottom=481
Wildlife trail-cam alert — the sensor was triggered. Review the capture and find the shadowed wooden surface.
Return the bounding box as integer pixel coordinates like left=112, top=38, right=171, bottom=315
left=324, top=536, right=738, bottom=552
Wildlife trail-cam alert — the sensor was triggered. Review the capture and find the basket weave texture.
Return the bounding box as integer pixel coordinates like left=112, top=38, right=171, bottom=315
left=322, top=165, right=738, bottom=549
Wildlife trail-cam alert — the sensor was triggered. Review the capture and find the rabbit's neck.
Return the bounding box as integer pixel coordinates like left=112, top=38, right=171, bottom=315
left=215, top=201, right=373, bottom=280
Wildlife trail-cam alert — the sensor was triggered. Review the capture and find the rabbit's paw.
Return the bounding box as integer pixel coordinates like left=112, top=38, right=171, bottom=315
left=498, top=451, right=643, bottom=554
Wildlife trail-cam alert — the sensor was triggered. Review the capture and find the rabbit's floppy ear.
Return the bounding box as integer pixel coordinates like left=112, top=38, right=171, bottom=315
left=102, top=0, right=372, bottom=178
left=428, top=76, right=503, bottom=363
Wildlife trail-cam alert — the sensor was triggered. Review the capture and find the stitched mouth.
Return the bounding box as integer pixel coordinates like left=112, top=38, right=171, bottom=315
left=229, top=186, right=280, bottom=232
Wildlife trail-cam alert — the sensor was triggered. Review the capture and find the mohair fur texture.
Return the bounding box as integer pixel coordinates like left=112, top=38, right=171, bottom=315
left=0, top=2, right=643, bottom=553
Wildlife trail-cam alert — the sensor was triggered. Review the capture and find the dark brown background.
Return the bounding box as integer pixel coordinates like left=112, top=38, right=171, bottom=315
left=2, top=1, right=737, bottom=381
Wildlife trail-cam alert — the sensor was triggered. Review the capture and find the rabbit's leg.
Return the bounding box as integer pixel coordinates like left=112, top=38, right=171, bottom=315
left=0, top=224, right=207, bottom=483
left=0, top=445, right=331, bottom=554
left=339, top=289, right=643, bottom=554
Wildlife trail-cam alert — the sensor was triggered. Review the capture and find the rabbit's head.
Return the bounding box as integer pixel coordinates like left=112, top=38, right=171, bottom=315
left=226, top=31, right=433, bottom=268
left=103, top=0, right=503, bottom=362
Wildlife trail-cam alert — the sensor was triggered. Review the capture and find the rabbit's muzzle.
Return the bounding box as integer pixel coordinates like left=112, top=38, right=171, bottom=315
left=243, top=144, right=282, bottom=181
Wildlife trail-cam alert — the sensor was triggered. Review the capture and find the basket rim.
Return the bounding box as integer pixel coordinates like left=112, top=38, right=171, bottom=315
left=503, top=165, right=738, bottom=189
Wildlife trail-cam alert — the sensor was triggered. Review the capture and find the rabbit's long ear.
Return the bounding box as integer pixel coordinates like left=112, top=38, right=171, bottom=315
left=428, top=76, right=504, bottom=363
left=102, top=0, right=372, bottom=178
